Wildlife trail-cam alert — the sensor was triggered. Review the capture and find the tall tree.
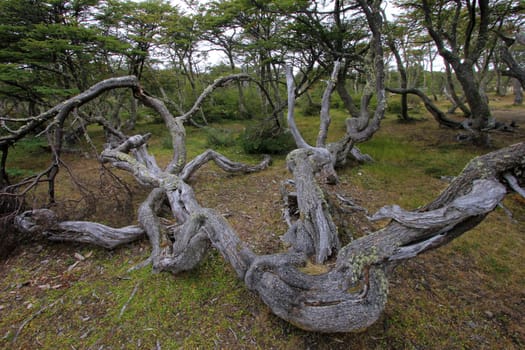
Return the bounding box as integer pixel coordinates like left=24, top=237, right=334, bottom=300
left=0, top=0, right=109, bottom=111
left=398, top=0, right=520, bottom=145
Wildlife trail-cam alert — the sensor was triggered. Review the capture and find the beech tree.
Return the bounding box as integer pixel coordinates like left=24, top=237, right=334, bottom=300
left=3, top=0, right=524, bottom=334
left=394, top=0, right=521, bottom=145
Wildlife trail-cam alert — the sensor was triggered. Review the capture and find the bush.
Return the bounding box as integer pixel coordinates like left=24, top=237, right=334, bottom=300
left=301, top=102, right=322, bottom=117
left=204, top=127, right=236, bottom=148
left=202, top=87, right=256, bottom=122
left=239, top=124, right=296, bottom=155
left=387, top=99, right=403, bottom=114
left=387, top=95, right=423, bottom=115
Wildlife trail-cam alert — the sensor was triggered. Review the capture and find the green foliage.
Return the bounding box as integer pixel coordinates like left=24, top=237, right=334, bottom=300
left=202, top=87, right=244, bottom=122
left=301, top=101, right=322, bottom=117
left=239, top=124, right=295, bottom=154
left=387, top=99, right=403, bottom=114
left=204, top=127, right=236, bottom=148
left=387, top=95, right=422, bottom=115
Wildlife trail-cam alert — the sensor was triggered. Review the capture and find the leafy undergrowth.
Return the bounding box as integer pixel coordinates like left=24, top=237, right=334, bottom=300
left=1, top=96, right=524, bottom=349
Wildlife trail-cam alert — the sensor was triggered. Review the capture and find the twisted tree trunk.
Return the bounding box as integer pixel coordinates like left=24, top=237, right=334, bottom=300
left=10, top=1, right=525, bottom=334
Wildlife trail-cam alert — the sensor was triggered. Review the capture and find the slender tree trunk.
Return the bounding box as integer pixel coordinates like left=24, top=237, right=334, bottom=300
left=513, top=78, right=523, bottom=105
left=454, top=63, right=493, bottom=145
left=228, top=53, right=248, bottom=118
left=387, top=38, right=411, bottom=121
left=444, top=63, right=471, bottom=116
left=336, top=69, right=361, bottom=119
left=126, top=96, right=138, bottom=131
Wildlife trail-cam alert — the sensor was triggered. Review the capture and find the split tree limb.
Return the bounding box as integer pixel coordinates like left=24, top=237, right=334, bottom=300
left=317, top=61, right=341, bottom=147
left=285, top=66, right=311, bottom=149
left=503, top=172, right=525, bottom=199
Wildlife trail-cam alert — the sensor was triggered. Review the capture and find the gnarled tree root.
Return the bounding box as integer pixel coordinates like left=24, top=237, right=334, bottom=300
left=16, top=142, right=524, bottom=333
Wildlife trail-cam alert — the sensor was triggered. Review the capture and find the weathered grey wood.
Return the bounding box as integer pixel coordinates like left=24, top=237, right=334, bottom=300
left=503, top=172, right=525, bottom=199
left=15, top=209, right=144, bottom=249
left=0, top=76, right=140, bottom=149
left=285, top=148, right=340, bottom=263
left=317, top=61, right=340, bottom=147
left=180, top=150, right=271, bottom=181
left=285, top=66, right=311, bottom=149
left=14, top=84, right=525, bottom=335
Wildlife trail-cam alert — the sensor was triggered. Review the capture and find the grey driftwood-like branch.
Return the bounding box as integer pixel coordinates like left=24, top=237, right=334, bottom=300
left=14, top=77, right=525, bottom=334
left=11, top=1, right=525, bottom=334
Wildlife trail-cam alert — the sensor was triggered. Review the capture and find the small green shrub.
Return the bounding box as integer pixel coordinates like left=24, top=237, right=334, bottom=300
left=387, top=95, right=423, bottom=114
left=301, top=102, right=321, bottom=117
left=387, top=99, right=403, bottom=114
left=204, top=127, right=236, bottom=148
left=6, top=168, right=36, bottom=179
left=239, top=124, right=296, bottom=154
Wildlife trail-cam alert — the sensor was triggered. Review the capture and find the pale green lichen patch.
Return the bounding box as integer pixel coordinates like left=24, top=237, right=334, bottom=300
left=348, top=246, right=379, bottom=283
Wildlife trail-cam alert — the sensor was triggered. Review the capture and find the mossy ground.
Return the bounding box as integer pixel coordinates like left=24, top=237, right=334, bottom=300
left=1, top=94, right=524, bottom=349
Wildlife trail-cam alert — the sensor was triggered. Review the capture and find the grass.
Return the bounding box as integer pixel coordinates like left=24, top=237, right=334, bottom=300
left=0, top=94, right=524, bottom=349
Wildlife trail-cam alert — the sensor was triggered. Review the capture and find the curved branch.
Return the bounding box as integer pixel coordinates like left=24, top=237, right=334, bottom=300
left=284, top=148, right=340, bottom=263
left=498, top=44, right=525, bottom=89
left=317, top=61, right=341, bottom=147
left=15, top=138, right=524, bottom=334
left=177, top=73, right=252, bottom=122
left=503, top=172, right=525, bottom=199
left=180, top=149, right=271, bottom=181
left=387, top=87, right=464, bottom=129
left=15, top=209, right=144, bottom=249
left=0, top=76, right=139, bottom=149
left=285, top=66, right=311, bottom=149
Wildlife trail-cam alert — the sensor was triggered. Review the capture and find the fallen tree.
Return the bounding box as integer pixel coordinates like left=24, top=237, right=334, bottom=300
left=6, top=0, right=525, bottom=334
left=12, top=73, right=525, bottom=331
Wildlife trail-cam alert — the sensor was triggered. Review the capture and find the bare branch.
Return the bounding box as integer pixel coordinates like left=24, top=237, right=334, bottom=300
left=285, top=66, right=311, bottom=149
left=177, top=74, right=251, bottom=122
left=15, top=209, right=144, bottom=249
left=181, top=149, right=271, bottom=181
left=0, top=76, right=139, bottom=149
left=317, top=61, right=341, bottom=147
left=503, top=172, right=525, bottom=198
left=387, top=87, right=463, bottom=129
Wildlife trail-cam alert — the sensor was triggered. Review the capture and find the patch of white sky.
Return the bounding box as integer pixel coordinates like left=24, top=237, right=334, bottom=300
left=161, top=0, right=443, bottom=71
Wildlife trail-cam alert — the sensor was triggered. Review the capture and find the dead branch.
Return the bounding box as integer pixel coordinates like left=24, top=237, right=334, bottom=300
left=119, top=282, right=141, bottom=319
left=317, top=61, right=341, bottom=147
left=387, top=87, right=464, bottom=129
left=285, top=66, right=311, bottom=149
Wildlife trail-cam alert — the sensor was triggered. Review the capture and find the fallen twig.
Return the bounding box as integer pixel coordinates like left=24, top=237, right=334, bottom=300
left=127, top=257, right=152, bottom=272
left=498, top=203, right=517, bottom=224
left=118, top=282, right=141, bottom=320
left=12, top=297, right=63, bottom=344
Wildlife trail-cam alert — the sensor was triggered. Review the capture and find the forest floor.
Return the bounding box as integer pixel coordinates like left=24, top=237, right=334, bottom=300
left=0, top=94, right=524, bottom=349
